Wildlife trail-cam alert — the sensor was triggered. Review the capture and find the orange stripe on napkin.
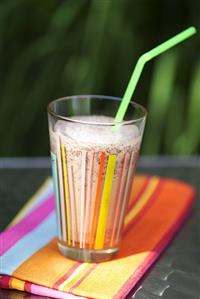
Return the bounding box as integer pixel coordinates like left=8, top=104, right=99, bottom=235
left=124, top=178, right=163, bottom=236
left=125, top=176, right=159, bottom=227
left=127, top=176, right=151, bottom=212
left=118, top=179, right=194, bottom=259
left=13, top=239, right=77, bottom=288
left=14, top=238, right=96, bottom=293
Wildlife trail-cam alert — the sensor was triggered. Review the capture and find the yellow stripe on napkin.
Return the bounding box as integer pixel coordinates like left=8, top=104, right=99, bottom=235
left=10, top=277, right=25, bottom=291
left=61, top=264, right=92, bottom=292
left=125, top=176, right=159, bottom=226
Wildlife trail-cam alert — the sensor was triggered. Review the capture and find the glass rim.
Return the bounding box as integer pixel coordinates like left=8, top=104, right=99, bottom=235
left=47, top=95, right=147, bottom=126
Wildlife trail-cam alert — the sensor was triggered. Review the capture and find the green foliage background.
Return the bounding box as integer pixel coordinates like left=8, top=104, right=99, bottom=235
left=0, top=0, right=199, bottom=156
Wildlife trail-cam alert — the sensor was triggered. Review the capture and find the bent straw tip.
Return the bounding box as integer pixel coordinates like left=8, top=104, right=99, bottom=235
left=187, top=26, right=197, bottom=34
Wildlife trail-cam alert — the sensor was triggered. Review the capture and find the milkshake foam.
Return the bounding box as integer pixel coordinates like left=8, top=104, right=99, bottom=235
left=50, top=115, right=141, bottom=152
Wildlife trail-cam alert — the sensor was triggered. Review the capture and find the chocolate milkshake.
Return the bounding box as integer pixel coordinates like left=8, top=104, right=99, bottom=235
left=48, top=95, right=147, bottom=262
left=49, top=115, right=142, bottom=256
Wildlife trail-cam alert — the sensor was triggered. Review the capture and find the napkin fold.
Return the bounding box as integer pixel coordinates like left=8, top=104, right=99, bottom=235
left=0, top=175, right=196, bottom=299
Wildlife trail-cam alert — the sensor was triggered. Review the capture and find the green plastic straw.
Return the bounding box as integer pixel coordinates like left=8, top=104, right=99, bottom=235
left=115, top=26, right=197, bottom=123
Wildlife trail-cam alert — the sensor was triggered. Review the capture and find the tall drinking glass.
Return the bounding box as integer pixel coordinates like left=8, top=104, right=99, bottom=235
left=47, top=95, right=147, bottom=262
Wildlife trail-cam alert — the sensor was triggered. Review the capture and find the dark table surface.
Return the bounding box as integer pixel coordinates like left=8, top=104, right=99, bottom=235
left=0, top=156, right=200, bottom=299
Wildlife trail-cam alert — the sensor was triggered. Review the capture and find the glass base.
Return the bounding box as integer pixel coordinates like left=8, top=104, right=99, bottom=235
left=58, top=242, right=118, bottom=263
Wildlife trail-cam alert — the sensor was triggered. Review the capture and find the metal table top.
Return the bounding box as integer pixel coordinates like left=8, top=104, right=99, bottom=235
left=0, top=156, right=199, bottom=299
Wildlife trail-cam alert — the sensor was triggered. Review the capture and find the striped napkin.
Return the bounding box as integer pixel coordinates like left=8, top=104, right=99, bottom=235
left=0, top=175, right=196, bottom=299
